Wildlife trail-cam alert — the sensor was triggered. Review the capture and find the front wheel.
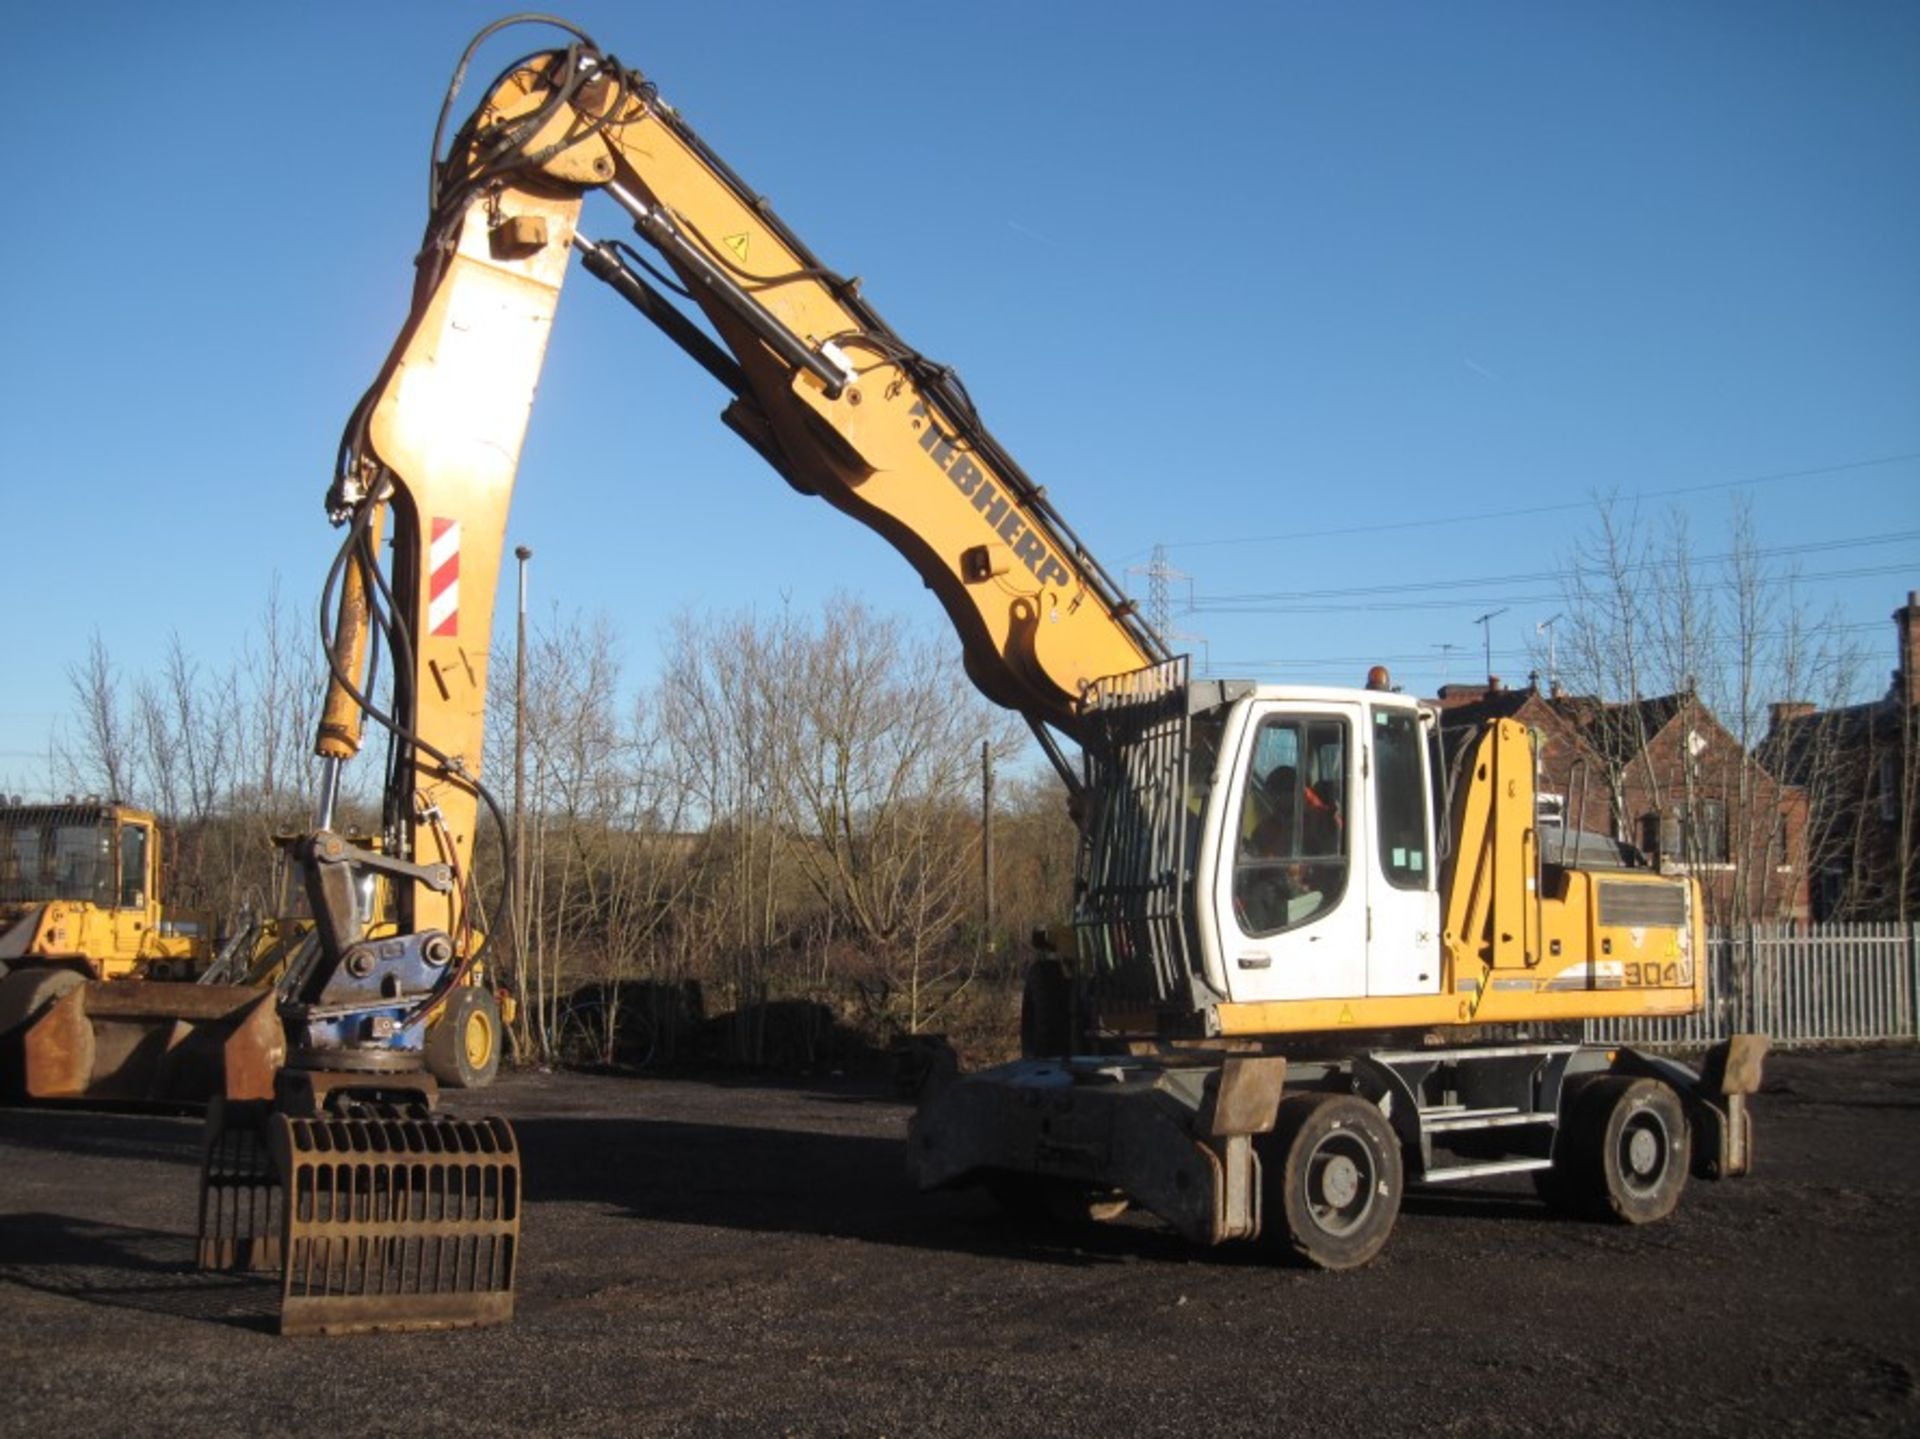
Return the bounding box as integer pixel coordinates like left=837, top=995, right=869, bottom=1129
left=425, top=986, right=502, bottom=1090
left=1262, top=1093, right=1403, bottom=1270
left=1540, top=1075, right=1689, bottom=1224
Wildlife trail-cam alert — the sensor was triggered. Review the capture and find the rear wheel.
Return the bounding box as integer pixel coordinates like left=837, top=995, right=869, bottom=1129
left=425, top=986, right=501, bottom=1089
left=1263, top=1093, right=1403, bottom=1270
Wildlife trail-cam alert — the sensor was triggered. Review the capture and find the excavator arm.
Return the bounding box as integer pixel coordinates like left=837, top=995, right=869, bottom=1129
left=310, top=22, right=1169, bottom=984
left=323, top=24, right=1162, bottom=786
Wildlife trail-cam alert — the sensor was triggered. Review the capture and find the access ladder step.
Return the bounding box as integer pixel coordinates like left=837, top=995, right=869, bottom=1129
left=1419, top=1106, right=1558, bottom=1134
left=1420, top=1157, right=1555, bottom=1184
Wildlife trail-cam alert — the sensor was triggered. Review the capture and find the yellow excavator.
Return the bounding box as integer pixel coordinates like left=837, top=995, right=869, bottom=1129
left=194, top=16, right=1762, bottom=1334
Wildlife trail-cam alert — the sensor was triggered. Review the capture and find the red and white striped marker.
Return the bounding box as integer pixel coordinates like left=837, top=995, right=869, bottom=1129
left=428, top=517, right=461, bottom=637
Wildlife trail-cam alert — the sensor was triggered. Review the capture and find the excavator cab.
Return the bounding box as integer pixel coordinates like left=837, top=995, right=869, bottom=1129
left=1072, top=670, right=1447, bottom=1026
left=1203, top=692, right=1440, bottom=1005
left=1070, top=667, right=1702, bottom=1038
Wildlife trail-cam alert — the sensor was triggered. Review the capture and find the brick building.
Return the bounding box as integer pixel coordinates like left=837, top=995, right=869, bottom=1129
left=1761, top=591, right=1920, bottom=921
left=1436, top=676, right=1811, bottom=924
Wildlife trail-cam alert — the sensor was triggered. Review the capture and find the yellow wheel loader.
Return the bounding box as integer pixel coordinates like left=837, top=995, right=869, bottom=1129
left=0, top=802, right=281, bottom=1105
left=0, top=803, right=500, bottom=1105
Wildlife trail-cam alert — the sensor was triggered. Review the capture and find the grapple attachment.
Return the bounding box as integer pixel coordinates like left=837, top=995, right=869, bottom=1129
left=198, top=1098, right=283, bottom=1272
left=277, top=1111, right=520, bottom=1336
left=199, top=1097, right=521, bottom=1336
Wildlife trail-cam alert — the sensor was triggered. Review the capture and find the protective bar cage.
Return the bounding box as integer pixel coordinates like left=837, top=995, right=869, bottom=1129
left=1074, top=657, right=1198, bottom=1009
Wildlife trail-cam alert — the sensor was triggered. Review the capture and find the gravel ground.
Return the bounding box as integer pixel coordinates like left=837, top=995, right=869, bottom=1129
left=1, top=1047, right=1916, bottom=1438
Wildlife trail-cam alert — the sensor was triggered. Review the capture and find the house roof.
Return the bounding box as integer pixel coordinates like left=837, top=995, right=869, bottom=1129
left=1761, top=693, right=1906, bottom=785
left=1432, top=685, right=1544, bottom=730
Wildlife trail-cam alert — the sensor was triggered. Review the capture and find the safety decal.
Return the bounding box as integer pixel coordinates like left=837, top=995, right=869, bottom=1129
left=722, top=232, right=751, bottom=264
left=429, top=517, right=461, bottom=637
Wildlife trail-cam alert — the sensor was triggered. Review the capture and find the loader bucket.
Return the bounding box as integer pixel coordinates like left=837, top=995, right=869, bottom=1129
left=273, top=1111, right=520, bottom=1336
left=17, top=982, right=284, bottom=1105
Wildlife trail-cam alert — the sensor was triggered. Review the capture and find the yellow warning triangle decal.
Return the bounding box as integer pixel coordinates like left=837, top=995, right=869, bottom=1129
left=723, top=232, right=751, bottom=263
left=1337, top=1005, right=1356, bottom=1025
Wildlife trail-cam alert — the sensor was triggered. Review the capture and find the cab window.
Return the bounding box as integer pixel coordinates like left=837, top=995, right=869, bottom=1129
left=1234, top=715, right=1348, bottom=934
left=1372, top=707, right=1430, bottom=889
left=117, top=824, right=148, bottom=909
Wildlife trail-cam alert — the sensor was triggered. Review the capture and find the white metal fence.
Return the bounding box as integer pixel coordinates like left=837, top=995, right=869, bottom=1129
left=1586, top=922, right=1920, bottom=1052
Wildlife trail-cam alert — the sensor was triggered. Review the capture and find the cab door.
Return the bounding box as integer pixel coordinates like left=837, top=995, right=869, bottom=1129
left=1212, top=701, right=1367, bottom=1004
left=109, top=818, right=156, bottom=968
left=1364, top=705, right=1442, bottom=996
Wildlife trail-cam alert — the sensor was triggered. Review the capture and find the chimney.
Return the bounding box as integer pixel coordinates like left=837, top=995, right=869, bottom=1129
left=1899, top=590, right=1920, bottom=709
left=1769, top=700, right=1815, bottom=736
left=1436, top=682, right=1489, bottom=708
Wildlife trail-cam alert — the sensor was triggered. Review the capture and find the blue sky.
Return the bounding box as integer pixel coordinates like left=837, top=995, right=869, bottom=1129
left=3, top=1, right=1915, bottom=790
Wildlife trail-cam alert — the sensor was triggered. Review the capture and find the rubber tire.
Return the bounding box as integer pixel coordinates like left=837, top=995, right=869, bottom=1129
left=425, top=986, right=501, bottom=1089
left=1542, top=1075, right=1689, bottom=1224
left=0, top=965, right=84, bottom=1037
left=1263, top=1093, right=1404, bottom=1271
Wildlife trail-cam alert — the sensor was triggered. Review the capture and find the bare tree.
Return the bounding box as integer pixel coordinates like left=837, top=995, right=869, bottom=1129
left=1554, top=496, right=1824, bottom=928
left=658, top=607, right=790, bottom=1061
left=63, top=631, right=131, bottom=802
left=39, top=580, right=1061, bottom=1067
left=755, top=599, right=1020, bottom=1035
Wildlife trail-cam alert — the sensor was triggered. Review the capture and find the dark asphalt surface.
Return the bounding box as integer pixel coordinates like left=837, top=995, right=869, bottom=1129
left=2, top=1048, right=1917, bottom=1438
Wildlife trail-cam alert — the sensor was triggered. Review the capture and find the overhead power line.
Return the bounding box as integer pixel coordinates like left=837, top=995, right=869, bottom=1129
left=1191, top=560, right=1918, bottom=615
left=1154, top=450, right=1920, bottom=554
left=1205, top=621, right=1887, bottom=673
left=1191, top=530, right=1919, bottom=608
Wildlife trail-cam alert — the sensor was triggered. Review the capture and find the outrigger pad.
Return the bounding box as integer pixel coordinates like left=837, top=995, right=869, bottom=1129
left=273, top=1111, right=520, bottom=1336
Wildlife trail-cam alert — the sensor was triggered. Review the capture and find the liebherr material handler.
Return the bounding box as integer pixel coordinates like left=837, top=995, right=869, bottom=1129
left=207, top=16, right=1762, bottom=1333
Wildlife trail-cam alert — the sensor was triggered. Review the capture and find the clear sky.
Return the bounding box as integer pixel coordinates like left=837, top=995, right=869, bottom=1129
left=3, top=1, right=1915, bottom=792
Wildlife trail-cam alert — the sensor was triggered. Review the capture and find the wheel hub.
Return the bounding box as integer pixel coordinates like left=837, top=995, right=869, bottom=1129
left=465, top=1008, right=494, bottom=1068
left=1321, top=1154, right=1361, bottom=1209
left=1619, top=1110, right=1670, bottom=1194
left=1306, top=1134, right=1376, bottom=1235
left=1627, top=1124, right=1661, bottom=1177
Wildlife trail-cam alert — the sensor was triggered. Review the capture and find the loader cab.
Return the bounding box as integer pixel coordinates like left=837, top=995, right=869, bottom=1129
left=1193, top=689, right=1443, bottom=1006
left=0, top=803, right=165, bottom=975
left=0, top=803, right=128, bottom=909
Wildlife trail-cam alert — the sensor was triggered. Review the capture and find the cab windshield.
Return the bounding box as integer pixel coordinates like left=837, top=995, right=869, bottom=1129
left=0, top=808, right=116, bottom=905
